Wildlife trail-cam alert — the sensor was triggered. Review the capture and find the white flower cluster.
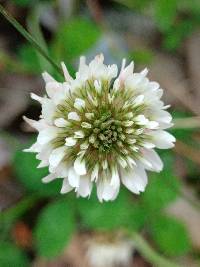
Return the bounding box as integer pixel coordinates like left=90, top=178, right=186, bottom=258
left=24, top=54, right=175, bottom=201
left=87, top=236, right=133, bottom=267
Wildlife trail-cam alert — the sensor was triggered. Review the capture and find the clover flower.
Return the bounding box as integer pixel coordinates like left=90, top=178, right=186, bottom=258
left=86, top=232, right=133, bottom=267
left=24, top=54, right=175, bottom=201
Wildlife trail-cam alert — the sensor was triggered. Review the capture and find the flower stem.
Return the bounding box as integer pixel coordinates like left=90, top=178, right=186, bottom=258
left=0, top=4, right=62, bottom=75
left=132, top=232, right=182, bottom=267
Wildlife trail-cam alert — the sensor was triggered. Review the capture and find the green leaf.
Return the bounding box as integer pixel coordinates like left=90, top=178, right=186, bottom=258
left=77, top=189, right=145, bottom=231
left=150, top=215, right=191, bottom=256
left=0, top=242, right=29, bottom=267
left=13, top=144, right=61, bottom=196
left=141, top=152, right=180, bottom=212
left=52, top=17, right=101, bottom=63
left=154, top=0, right=177, bottom=32
left=34, top=198, right=75, bottom=258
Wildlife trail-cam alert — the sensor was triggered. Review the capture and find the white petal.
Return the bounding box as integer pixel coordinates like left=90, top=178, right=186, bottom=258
left=133, top=95, right=144, bottom=106
left=74, top=157, right=86, bottom=175
left=139, top=157, right=153, bottom=169
left=85, top=113, right=94, bottom=120
left=140, top=68, right=148, bottom=77
left=23, top=142, right=41, bottom=153
left=126, top=156, right=137, bottom=167
left=111, top=167, right=120, bottom=187
left=119, top=61, right=134, bottom=84
left=65, top=137, right=77, bottom=147
left=23, top=116, right=44, bottom=131
left=79, top=56, right=86, bottom=71
left=80, top=141, right=89, bottom=150
left=42, top=173, right=56, bottom=183
left=117, top=157, right=127, bottom=168
left=123, top=120, right=134, bottom=127
left=54, top=118, right=69, bottom=127
left=41, top=99, right=56, bottom=124
left=102, top=160, right=108, bottom=170
left=142, top=142, right=155, bottom=149
left=74, top=98, right=85, bottom=110
left=49, top=147, right=66, bottom=169
left=77, top=175, right=92, bottom=197
left=121, top=165, right=148, bottom=194
left=37, top=127, right=57, bottom=145
left=107, top=64, right=118, bottom=79
left=97, top=178, right=120, bottom=202
left=81, top=122, right=91, bottom=128
left=42, top=71, right=56, bottom=83
left=150, top=130, right=176, bottom=149
left=60, top=178, right=73, bottom=194
left=153, top=110, right=172, bottom=129
left=94, top=80, right=101, bottom=93
left=74, top=130, right=85, bottom=138
left=68, top=112, right=80, bottom=121
left=45, top=81, right=60, bottom=99
left=36, top=144, right=52, bottom=161
left=146, top=121, right=159, bottom=129
left=30, top=93, right=43, bottom=103
left=141, top=149, right=163, bottom=172
left=55, top=162, right=69, bottom=177
left=113, top=78, right=120, bottom=92
left=61, top=62, right=73, bottom=82
left=91, top=164, right=99, bottom=181
left=135, top=115, right=148, bottom=125
left=68, top=167, right=80, bottom=187
left=37, top=159, right=49, bottom=168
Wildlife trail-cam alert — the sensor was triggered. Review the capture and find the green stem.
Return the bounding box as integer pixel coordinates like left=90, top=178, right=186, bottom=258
left=0, top=4, right=62, bottom=75
left=132, top=232, right=182, bottom=267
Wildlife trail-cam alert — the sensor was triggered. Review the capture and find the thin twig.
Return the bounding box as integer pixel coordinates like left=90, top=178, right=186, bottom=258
left=0, top=4, right=62, bottom=75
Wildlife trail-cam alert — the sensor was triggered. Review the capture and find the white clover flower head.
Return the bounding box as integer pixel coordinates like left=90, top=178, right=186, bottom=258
left=86, top=234, right=133, bottom=267
left=24, top=54, right=175, bottom=202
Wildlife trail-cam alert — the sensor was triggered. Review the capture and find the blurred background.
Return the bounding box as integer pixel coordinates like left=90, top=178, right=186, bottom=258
left=0, top=0, right=200, bottom=266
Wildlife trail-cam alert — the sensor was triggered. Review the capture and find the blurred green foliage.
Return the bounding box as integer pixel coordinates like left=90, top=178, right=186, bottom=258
left=34, top=198, right=75, bottom=258
left=52, top=18, right=101, bottom=63
left=153, top=0, right=200, bottom=51
left=0, top=242, right=29, bottom=267
left=13, top=148, right=61, bottom=196
left=154, top=0, right=177, bottom=32
left=150, top=215, right=191, bottom=256
left=50, top=17, right=101, bottom=78
left=129, top=49, right=154, bottom=65
left=17, top=44, right=41, bottom=74
left=11, top=0, right=31, bottom=6
left=141, top=154, right=180, bottom=212
left=118, top=0, right=200, bottom=51
left=77, top=189, right=146, bottom=231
